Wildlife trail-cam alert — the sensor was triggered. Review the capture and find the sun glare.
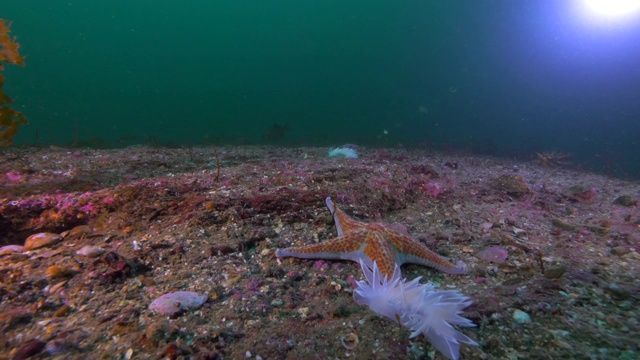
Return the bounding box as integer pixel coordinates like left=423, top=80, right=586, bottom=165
left=585, top=0, right=640, bottom=17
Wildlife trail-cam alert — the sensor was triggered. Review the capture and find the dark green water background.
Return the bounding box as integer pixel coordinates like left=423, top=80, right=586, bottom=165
left=3, top=1, right=640, bottom=176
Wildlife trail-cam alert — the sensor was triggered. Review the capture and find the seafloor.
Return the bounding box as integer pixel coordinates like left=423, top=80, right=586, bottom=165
left=0, top=146, right=638, bottom=360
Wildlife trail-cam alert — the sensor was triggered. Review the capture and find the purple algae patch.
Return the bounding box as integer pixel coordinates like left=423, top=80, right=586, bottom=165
left=149, top=291, right=208, bottom=316
left=476, top=246, right=508, bottom=263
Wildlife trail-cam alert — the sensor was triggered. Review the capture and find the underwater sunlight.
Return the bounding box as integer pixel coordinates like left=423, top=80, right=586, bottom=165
left=584, top=0, right=640, bottom=17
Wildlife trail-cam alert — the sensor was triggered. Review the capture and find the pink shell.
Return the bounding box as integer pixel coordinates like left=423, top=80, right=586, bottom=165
left=476, top=246, right=508, bottom=263
left=149, top=291, right=208, bottom=315
left=0, top=245, right=24, bottom=256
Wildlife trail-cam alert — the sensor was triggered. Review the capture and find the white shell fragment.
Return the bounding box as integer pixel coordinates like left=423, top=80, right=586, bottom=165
left=76, top=245, right=106, bottom=258
left=23, top=233, right=62, bottom=251
left=0, top=245, right=24, bottom=256
left=149, top=291, right=208, bottom=316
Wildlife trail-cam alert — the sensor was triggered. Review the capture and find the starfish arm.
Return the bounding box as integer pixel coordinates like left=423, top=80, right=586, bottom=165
left=385, top=230, right=467, bottom=275
left=325, top=197, right=367, bottom=236
left=276, top=229, right=369, bottom=263
left=362, top=229, right=399, bottom=277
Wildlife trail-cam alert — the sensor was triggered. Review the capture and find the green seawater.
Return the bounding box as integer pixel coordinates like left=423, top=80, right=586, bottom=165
left=3, top=1, right=640, bottom=177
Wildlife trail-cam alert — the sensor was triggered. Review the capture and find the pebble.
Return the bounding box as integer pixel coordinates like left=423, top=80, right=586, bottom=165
left=544, top=265, right=567, bottom=279
left=23, top=233, right=62, bottom=251
left=44, top=340, right=75, bottom=356
left=297, top=307, right=310, bottom=318
left=149, top=291, right=208, bottom=316
left=341, top=333, right=359, bottom=350
left=13, top=339, right=46, bottom=360
left=76, top=245, right=106, bottom=258
left=549, top=329, right=571, bottom=339
left=606, top=284, right=630, bottom=300
left=513, top=309, right=531, bottom=324
left=145, top=320, right=176, bottom=345
left=612, top=195, right=637, bottom=207
left=0, top=244, right=23, bottom=256
left=619, top=350, right=638, bottom=360
left=46, top=265, right=76, bottom=279
left=553, top=339, right=573, bottom=351
left=610, top=246, right=631, bottom=256
left=64, top=225, right=94, bottom=238
left=53, top=304, right=72, bottom=317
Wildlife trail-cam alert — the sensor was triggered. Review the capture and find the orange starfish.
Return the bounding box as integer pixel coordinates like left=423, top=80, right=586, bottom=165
left=276, top=197, right=467, bottom=277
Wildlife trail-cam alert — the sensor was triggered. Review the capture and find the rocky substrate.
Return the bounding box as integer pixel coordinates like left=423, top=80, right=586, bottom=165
left=0, top=145, right=638, bottom=359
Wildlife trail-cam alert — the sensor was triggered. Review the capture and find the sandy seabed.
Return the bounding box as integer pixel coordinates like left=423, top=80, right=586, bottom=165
left=0, top=145, right=638, bottom=360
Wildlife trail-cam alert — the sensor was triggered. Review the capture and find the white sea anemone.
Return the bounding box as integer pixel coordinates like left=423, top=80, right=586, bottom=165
left=353, top=260, right=477, bottom=360
left=328, top=147, right=358, bottom=158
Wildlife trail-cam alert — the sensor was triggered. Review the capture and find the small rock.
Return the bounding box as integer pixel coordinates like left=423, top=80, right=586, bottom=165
left=0, top=307, right=31, bottom=328
left=491, top=174, right=533, bottom=197
left=486, top=265, right=499, bottom=277
left=549, top=329, right=571, bottom=339
left=551, top=218, right=576, bottom=231
left=145, top=320, right=176, bottom=345
left=297, top=307, right=310, bottom=318
left=619, top=350, right=638, bottom=360
left=328, top=296, right=357, bottom=318
left=13, top=339, right=46, bottom=360
left=65, top=225, right=94, bottom=238
left=149, top=291, right=208, bottom=316
left=23, top=233, right=62, bottom=251
left=0, top=244, right=23, bottom=256
left=563, top=185, right=598, bottom=203
left=159, top=343, right=180, bottom=359
left=611, top=246, right=631, bottom=256
left=270, top=299, right=284, bottom=307
left=513, top=309, right=531, bottom=324
left=44, top=340, right=77, bottom=356
left=210, top=245, right=234, bottom=257
left=46, top=265, right=76, bottom=279
left=553, top=339, right=573, bottom=351
left=76, top=245, right=106, bottom=258
left=613, top=195, right=637, bottom=207
left=606, top=284, right=630, bottom=300
left=341, top=333, right=359, bottom=350
left=478, top=222, right=494, bottom=233
left=544, top=265, right=567, bottom=279
left=54, top=304, right=72, bottom=318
